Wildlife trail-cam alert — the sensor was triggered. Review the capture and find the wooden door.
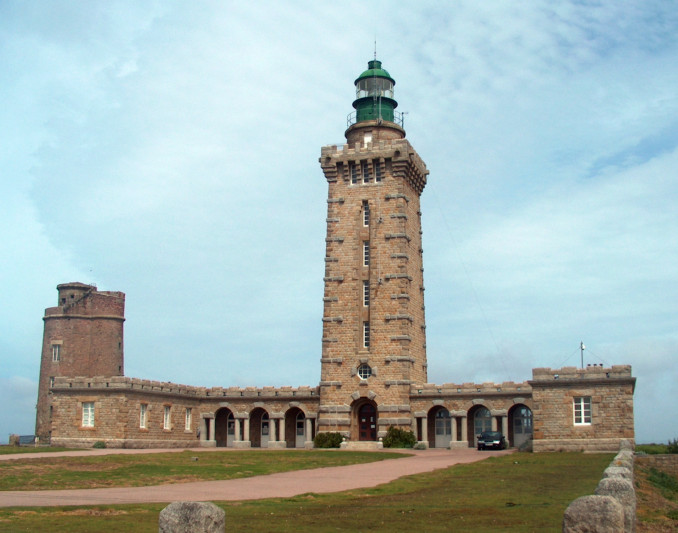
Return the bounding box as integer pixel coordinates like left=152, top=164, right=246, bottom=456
left=358, top=404, right=377, bottom=441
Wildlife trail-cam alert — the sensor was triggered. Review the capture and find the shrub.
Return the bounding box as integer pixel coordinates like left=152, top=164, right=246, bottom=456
left=92, top=441, right=106, bottom=449
left=313, top=432, right=343, bottom=448
left=382, top=426, right=416, bottom=448
left=668, top=438, right=678, bottom=454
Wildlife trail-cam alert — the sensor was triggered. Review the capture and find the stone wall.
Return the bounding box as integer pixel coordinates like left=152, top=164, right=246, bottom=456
left=530, top=365, right=635, bottom=452
left=50, top=376, right=320, bottom=448
left=563, top=440, right=636, bottom=532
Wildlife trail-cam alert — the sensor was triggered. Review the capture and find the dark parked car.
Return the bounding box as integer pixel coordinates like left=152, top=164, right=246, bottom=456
left=477, top=431, right=506, bottom=450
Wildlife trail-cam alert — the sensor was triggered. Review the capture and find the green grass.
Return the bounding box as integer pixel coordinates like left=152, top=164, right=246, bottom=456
left=0, top=450, right=408, bottom=491
left=637, top=443, right=670, bottom=454
left=0, top=447, right=75, bottom=455
left=0, top=452, right=613, bottom=532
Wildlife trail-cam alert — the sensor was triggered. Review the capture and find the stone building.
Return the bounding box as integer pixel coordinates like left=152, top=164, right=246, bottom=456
left=36, top=59, right=636, bottom=452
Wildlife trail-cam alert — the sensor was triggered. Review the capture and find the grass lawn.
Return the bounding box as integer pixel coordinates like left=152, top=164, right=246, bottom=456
left=0, top=450, right=407, bottom=491
left=0, top=451, right=614, bottom=532
left=0, top=447, right=75, bottom=456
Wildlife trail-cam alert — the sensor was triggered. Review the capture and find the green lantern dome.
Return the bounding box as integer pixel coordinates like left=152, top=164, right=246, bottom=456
left=352, top=59, right=398, bottom=124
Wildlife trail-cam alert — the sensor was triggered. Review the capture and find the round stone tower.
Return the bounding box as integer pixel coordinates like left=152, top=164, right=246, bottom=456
left=35, top=282, right=125, bottom=440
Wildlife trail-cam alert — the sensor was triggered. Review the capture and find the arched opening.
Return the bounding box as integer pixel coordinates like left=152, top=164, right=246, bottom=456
left=468, top=405, right=492, bottom=448
left=249, top=408, right=269, bottom=448
left=509, top=404, right=533, bottom=449
left=214, top=408, right=234, bottom=448
left=351, top=400, right=378, bottom=441
left=427, top=406, right=452, bottom=448
left=284, top=407, right=306, bottom=448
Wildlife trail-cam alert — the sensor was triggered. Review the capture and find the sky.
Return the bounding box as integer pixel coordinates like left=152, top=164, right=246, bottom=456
left=1, top=1, right=676, bottom=444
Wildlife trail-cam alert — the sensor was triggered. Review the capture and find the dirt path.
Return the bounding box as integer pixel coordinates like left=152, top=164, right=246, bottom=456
left=0, top=447, right=511, bottom=507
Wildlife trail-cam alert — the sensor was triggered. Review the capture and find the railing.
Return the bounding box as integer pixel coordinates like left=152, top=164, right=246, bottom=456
left=346, top=110, right=405, bottom=129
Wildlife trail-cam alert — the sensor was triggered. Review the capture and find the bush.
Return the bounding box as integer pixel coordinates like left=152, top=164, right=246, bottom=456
left=668, top=438, right=678, bottom=454
left=92, top=441, right=106, bottom=449
left=382, top=426, right=416, bottom=448
left=313, top=432, right=343, bottom=448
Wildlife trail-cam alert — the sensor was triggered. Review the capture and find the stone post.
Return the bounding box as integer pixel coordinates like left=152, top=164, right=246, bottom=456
left=461, top=416, right=468, bottom=443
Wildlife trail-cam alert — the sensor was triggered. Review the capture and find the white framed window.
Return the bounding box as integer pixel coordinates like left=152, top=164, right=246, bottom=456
left=362, top=200, right=370, bottom=226
left=573, top=397, right=592, bottom=425
left=350, top=162, right=358, bottom=184
left=374, top=160, right=382, bottom=182
left=49, top=376, right=55, bottom=388
left=363, top=241, right=370, bottom=267
left=140, top=404, right=147, bottom=429
left=51, top=343, right=61, bottom=362
left=185, top=408, right=192, bottom=431
left=163, top=406, right=171, bottom=430
left=357, top=363, right=372, bottom=379
left=362, top=161, right=371, bottom=183
left=82, top=402, right=94, bottom=427
left=363, top=321, right=370, bottom=348
left=363, top=281, right=370, bottom=307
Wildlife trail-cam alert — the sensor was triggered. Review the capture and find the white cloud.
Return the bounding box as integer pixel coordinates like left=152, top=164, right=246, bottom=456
left=1, top=1, right=676, bottom=443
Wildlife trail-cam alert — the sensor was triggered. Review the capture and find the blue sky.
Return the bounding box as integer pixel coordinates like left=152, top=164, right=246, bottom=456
left=1, top=1, right=676, bottom=444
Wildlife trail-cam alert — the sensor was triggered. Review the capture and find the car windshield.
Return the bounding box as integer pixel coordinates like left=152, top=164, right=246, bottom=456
left=481, top=432, right=502, bottom=439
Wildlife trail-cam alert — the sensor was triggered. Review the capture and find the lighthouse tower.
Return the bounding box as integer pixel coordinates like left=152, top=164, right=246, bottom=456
left=318, top=59, right=429, bottom=443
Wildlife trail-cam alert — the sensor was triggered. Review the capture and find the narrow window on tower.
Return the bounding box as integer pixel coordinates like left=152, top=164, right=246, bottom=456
left=363, top=241, right=370, bottom=267
left=163, top=406, right=171, bottom=430
left=51, top=343, right=61, bottom=362
left=185, top=408, right=192, bottom=431
left=140, top=404, right=147, bottom=429
left=362, top=161, right=371, bottom=183
left=363, top=280, right=370, bottom=307
left=363, top=322, right=370, bottom=348
left=374, top=160, right=382, bottom=182
left=350, top=162, right=358, bottom=185
left=362, top=200, right=370, bottom=226
left=82, top=402, right=94, bottom=428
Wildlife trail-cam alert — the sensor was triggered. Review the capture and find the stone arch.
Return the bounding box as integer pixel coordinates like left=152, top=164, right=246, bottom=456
left=508, top=404, right=533, bottom=449
left=351, top=399, right=378, bottom=441
left=468, top=404, right=492, bottom=448
left=214, top=407, right=235, bottom=448
left=427, top=405, right=452, bottom=448
left=249, top=407, right=270, bottom=448
left=284, top=406, right=307, bottom=448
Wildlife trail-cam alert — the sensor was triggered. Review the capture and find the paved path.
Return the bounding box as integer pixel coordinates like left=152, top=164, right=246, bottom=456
left=0, top=447, right=512, bottom=508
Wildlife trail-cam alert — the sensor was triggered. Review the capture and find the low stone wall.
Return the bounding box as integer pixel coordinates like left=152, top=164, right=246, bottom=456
left=562, top=439, right=636, bottom=532
left=50, top=437, right=202, bottom=449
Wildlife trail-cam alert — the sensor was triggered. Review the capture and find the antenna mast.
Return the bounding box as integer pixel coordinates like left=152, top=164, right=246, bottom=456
left=580, top=341, right=585, bottom=368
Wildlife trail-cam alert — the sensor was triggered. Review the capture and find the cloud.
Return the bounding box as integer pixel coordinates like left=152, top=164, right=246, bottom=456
left=1, top=1, right=676, bottom=444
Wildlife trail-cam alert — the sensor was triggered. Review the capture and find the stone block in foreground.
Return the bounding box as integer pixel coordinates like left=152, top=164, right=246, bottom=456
left=159, top=501, right=225, bottom=533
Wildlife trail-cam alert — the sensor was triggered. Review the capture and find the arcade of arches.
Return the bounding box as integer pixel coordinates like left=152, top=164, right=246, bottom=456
left=207, top=406, right=315, bottom=449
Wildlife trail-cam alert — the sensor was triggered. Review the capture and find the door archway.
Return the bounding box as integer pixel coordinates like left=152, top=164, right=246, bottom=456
left=214, top=408, right=234, bottom=447
left=249, top=408, right=269, bottom=448
left=284, top=407, right=306, bottom=448
left=468, top=405, right=492, bottom=447
left=353, top=401, right=378, bottom=441
left=509, top=405, right=533, bottom=449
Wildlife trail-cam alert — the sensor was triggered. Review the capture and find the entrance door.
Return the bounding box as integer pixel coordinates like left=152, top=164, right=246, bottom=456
left=512, top=406, right=533, bottom=448
left=435, top=409, right=452, bottom=448
left=358, top=403, right=377, bottom=441
left=473, top=407, right=492, bottom=447
left=295, top=411, right=305, bottom=448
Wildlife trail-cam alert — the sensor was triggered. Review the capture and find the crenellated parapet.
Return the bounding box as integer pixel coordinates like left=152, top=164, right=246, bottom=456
left=52, top=376, right=319, bottom=400
left=411, top=380, right=531, bottom=398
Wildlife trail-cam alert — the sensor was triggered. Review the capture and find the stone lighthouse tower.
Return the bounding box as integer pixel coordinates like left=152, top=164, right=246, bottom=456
left=35, top=282, right=125, bottom=440
left=318, top=59, right=429, bottom=443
